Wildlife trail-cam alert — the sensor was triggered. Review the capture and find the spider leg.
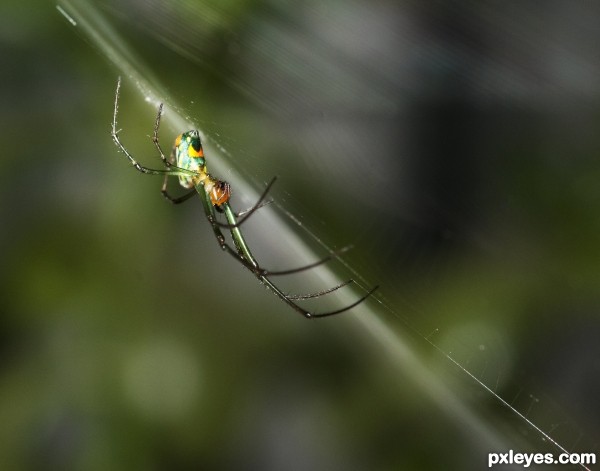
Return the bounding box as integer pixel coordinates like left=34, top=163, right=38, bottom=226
left=213, top=177, right=277, bottom=229
left=300, top=284, right=379, bottom=318
left=286, top=280, right=353, bottom=300
left=160, top=144, right=197, bottom=203
left=143, top=95, right=198, bottom=205
left=111, top=78, right=194, bottom=179
left=261, top=246, right=353, bottom=276
left=206, top=195, right=377, bottom=318
left=151, top=102, right=171, bottom=167
left=211, top=179, right=354, bottom=277
left=162, top=187, right=197, bottom=204
left=260, top=276, right=378, bottom=318
left=236, top=199, right=273, bottom=218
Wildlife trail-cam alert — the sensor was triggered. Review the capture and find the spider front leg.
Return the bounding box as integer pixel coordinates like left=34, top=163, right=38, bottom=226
left=213, top=176, right=277, bottom=228
left=211, top=177, right=349, bottom=276
left=197, top=183, right=261, bottom=271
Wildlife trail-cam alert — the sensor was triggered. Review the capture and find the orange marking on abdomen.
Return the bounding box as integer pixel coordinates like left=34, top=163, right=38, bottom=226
left=188, top=147, right=204, bottom=158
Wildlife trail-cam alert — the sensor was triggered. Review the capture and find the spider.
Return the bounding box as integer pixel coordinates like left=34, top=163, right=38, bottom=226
left=110, top=78, right=377, bottom=318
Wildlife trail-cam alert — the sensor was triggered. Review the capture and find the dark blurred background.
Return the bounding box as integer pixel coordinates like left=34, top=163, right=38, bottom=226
left=1, top=0, right=599, bottom=469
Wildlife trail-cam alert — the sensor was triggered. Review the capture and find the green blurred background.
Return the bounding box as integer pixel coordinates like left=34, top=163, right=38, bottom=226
left=1, top=0, right=599, bottom=469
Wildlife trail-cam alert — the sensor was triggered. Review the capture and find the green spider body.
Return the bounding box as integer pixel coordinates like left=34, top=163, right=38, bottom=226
left=173, top=131, right=205, bottom=189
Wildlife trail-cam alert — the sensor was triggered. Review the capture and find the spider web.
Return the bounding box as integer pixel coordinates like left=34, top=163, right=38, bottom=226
left=57, top=0, right=600, bottom=468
